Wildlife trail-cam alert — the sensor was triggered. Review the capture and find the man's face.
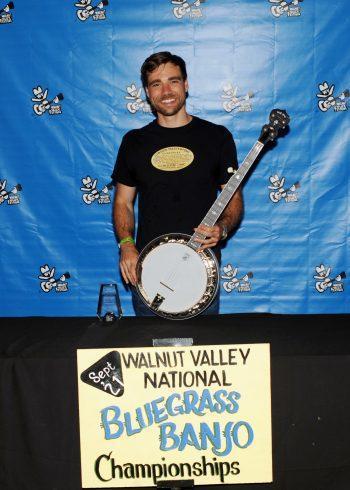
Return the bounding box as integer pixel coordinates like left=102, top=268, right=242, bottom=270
left=145, top=62, right=188, bottom=117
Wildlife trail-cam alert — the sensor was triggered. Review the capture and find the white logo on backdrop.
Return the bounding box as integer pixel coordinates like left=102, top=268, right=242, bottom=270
left=0, top=179, right=21, bottom=205
left=314, top=264, right=346, bottom=293
left=38, top=265, right=70, bottom=293
left=80, top=176, right=112, bottom=205
left=221, top=83, right=253, bottom=113
left=268, top=175, right=300, bottom=203
left=269, top=0, right=302, bottom=18
left=75, top=0, right=108, bottom=22
left=317, top=82, right=349, bottom=112
left=171, top=0, right=205, bottom=20
left=0, top=1, right=14, bottom=23
left=221, top=264, right=253, bottom=293
left=32, top=86, right=64, bottom=116
left=125, top=84, right=152, bottom=114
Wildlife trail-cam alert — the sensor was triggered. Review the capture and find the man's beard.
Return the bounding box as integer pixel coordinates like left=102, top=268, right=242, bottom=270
left=150, top=92, right=186, bottom=117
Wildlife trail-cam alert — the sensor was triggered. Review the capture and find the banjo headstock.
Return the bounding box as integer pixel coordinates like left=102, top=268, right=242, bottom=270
left=259, top=109, right=290, bottom=144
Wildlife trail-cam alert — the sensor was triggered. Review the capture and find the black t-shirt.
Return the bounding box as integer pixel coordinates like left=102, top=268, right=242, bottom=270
left=112, top=116, right=238, bottom=253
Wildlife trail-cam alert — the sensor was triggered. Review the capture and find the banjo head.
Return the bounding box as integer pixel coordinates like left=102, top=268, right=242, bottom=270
left=136, top=233, right=219, bottom=320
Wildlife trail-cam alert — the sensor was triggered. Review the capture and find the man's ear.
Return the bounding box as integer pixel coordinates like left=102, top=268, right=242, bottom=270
left=185, top=79, right=189, bottom=92
left=145, top=86, right=149, bottom=97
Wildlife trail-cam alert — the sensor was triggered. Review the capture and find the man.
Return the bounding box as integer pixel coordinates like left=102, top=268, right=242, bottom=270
left=112, top=52, right=243, bottom=315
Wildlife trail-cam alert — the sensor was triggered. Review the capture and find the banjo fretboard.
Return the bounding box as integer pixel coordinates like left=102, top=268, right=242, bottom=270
left=188, top=140, right=264, bottom=250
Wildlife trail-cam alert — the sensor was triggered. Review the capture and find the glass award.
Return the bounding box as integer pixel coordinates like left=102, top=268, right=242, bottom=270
left=97, top=283, right=122, bottom=323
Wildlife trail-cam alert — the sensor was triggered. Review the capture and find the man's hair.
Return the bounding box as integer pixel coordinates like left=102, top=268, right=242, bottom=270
left=141, top=51, right=187, bottom=89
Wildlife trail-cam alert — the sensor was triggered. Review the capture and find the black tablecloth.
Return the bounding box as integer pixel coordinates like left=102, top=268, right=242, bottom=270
left=1, top=314, right=350, bottom=490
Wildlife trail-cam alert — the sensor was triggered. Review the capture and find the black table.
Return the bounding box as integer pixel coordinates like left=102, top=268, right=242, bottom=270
left=1, top=314, right=349, bottom=490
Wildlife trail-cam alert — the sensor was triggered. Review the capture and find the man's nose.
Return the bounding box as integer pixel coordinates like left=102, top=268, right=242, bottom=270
left=161, top=82, right=172, bottom=94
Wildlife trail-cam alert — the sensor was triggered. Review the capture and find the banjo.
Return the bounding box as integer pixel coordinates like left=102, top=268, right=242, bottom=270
left=136, top=109, right=290, bottom=319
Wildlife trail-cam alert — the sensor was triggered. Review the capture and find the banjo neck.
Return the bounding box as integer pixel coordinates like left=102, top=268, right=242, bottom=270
left=187, top=140, right=264, bottom=251
left=187, top=107, right=291, bottom=251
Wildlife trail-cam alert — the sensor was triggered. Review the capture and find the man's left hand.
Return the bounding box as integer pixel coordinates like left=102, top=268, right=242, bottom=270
left=193, top=223, right=224, bottom=250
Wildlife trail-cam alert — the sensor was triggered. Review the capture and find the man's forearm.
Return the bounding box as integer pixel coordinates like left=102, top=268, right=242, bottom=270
left=114, top=199, right=139, bottom=285
left=114, top=201, right=135, bottom=241
left=217, top=190, right=244, bottom=235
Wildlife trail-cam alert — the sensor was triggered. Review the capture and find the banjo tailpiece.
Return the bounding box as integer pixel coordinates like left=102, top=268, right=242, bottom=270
left=150, top=293, right=165, bottom=311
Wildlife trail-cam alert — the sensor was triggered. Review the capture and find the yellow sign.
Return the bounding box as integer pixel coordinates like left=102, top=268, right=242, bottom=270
left=77, top=344, right=272, bottom=488
left=151, top=146, right=194, bottom=171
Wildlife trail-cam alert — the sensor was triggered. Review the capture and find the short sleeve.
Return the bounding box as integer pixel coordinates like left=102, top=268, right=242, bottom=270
left=218, top=127, right=238, bottom=185
left=111, top=133, right=137, bottom=187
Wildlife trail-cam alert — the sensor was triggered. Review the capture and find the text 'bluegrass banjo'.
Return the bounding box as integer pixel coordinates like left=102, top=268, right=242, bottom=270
left=136, top=109, right=290, bottom=319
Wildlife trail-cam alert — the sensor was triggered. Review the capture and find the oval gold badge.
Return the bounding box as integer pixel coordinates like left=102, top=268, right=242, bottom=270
left=151, top=147, right=194, bottom=171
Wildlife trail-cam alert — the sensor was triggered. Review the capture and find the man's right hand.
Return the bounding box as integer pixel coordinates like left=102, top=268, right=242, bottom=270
left=119, top=243, right=139, bottom=286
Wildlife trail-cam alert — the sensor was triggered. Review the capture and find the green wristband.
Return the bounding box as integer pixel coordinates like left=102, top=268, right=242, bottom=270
left=119, top=236, right=135, bottom=248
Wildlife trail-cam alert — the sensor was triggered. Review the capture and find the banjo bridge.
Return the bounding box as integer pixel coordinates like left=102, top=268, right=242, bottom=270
left=159, top=282, right=175, bottom=292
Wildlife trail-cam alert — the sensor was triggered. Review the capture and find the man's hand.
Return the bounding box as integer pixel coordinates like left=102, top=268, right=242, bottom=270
left=194, top=223, right=224, bottom=250
left=193, top=186, right=243, bottom=251
left=119, top=243, right=139, bottom=285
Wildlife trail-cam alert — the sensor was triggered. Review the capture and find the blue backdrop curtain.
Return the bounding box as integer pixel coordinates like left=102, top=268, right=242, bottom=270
left=0, top=0, right=348, bottom=316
